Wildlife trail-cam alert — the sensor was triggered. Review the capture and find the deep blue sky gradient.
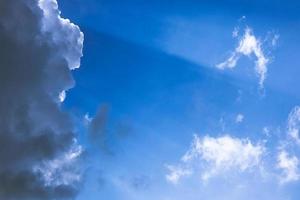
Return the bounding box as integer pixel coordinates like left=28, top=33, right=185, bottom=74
left=58, top=1, right=300, bottom=199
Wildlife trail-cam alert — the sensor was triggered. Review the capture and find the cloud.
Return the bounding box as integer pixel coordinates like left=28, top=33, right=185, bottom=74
left=166, top=134, right=264, bottom=183
left=287, top=106, right=300, bottom=144
left=217, top=27, right=274, bottom=88
left=87, top=104, right=134, bottom=154
left=88, top=105, right=110, bottom=152
left=38, top=0, right=84, bottom=70
left=59, top=90, right=66, bottom=102
left=277, top=150, right=300, bottom=184
left=165, top=165, right=192, bottom=184
left=0, top=0, right=83, bottom=199
left=271, top=34, right=280, bottom=47
left=273, top=106, right=300, bottom=184
left=236, top=114, right=244, bottom=123
left=33, top=140, right=83, bottom=187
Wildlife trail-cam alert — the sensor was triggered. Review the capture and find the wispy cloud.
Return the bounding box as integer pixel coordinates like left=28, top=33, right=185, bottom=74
left=276, top=106, right=300, bottom=184
left=287, top=106, right=300, bottom=145
left=165, top=165, right=192, bottom=184
left=217, top=26, right=276, bottom=88
left=166, top=134, right=264, bottom=183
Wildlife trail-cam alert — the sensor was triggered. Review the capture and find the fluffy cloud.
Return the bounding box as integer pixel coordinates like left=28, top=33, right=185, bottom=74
left=217, top=27, right=272, bottom=88
left=166, top=135, right=264, bottom=183
left=0, top=0, right=83, bottom=199
left=277, top=151, right=300, bottom=184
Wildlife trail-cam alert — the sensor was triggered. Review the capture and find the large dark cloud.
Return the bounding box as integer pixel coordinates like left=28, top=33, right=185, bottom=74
left=0, top=0, right=83, bottom=199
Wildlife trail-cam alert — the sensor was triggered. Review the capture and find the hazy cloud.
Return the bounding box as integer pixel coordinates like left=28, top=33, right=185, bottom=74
left=287, top=106, right=300, bottom=145
left=236, top=114, right=244, bottom=123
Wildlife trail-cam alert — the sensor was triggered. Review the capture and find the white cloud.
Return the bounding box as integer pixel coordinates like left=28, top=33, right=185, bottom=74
left=287, top=106, right=300, bottom=144
left=217, top=27, right=272, bottom=88
left=236, top=114, right=244, bottom=123
left=34, top=140, right=83, bottom=187
left=58, top=90, right=66, bottom=102
left=84, top=113, right=93, bottom=125
left=274, top=106, right=300, bottom=184
left=165, top=165, right=192, bottom=184
left=38, top=0, right=84, bottom=70
left=277, top=150, right=300, bottom=184
left=166, top=134, right=265, bottom=183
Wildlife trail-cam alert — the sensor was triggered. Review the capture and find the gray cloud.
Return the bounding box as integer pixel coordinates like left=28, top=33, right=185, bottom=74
left=87, top=104, right=134, bottom=155
left=0, top=0, right=83, bottom=199
left=88, top=104, right=112, bottom=154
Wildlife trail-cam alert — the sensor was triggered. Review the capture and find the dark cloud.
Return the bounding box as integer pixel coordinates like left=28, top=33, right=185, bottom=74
left=88, top=104, right=111, bottom=153
left=87, top=104, right=134, bottom=155
left=0, top=0, right=83, bottom=199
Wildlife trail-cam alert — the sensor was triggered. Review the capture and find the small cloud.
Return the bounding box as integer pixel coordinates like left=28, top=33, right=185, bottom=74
left=83, top=113, right=93, bottom=126
left=287, top=106, right=300, bottom=145
left=236, top=113, right=244, bottom=123
left=272, top=34, right=280, bottom=47
left=59, top=90, right=66, bottom=102
left=165, top=165, right=192, bottom=184
left=262, top=126, right=271, bottom=137
left=277, top=150, right=300, bottom=184
left=166, top=134, right=264, bottom=183
left=217, top=27, right=275, bottom=88
left=232, top=27, right=239, bottom=38
left=239, top=16, right=247, bottom=21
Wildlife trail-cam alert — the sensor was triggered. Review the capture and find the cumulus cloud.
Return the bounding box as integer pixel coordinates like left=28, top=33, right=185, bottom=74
left=277, top=151, right=300, bottom=184
left=166, top=135, right=264, bottom=183
left=217, top=27, right=274, bottom=88
left=0, top=0, right=83, bottom=199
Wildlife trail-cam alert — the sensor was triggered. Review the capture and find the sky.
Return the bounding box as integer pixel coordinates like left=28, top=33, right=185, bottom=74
left=1, top=0, right=300, bottom=200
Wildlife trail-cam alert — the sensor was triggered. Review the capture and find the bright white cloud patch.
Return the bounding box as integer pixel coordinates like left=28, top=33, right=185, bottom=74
left=166, top=134, right=264, bottom=183
left=277, top=150, right=300, bottom=184
left=217, top=27, right=273, bottom=88
left=59, top=90, right=66, bottom=102
left=38, top=0, right=84, bottom=70
left=287, top=106, right=300, bottom=144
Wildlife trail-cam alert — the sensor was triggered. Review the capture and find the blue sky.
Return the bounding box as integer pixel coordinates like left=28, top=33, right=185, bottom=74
left=57, top=0, right=300, bottom=199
